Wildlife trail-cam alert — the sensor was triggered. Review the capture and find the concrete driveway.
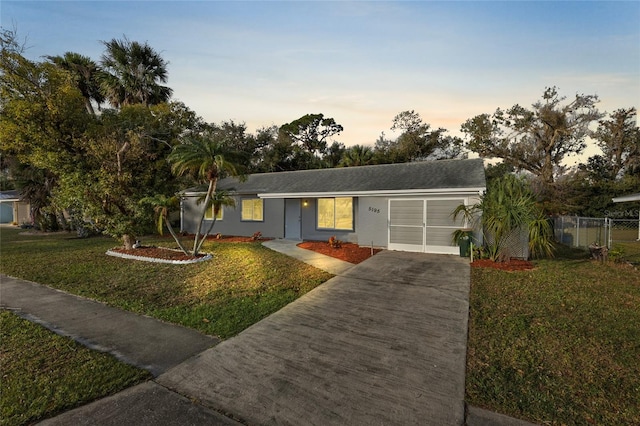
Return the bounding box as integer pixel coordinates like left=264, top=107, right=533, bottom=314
left=158, top=250, right=470, bottom=425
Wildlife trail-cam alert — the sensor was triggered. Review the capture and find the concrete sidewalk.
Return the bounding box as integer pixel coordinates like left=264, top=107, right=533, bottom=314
left=0, top=275, right=217, bottom=376
left=262, top=239, right=355, bottom=275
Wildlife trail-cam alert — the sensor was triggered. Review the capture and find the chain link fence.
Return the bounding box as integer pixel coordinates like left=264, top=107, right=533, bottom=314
left=553, top=216, right=640, bottom=265
left=553, top=216, right=640, bottom=247
left=608, top=219, right=640, bottom=243
left=554, top=216, right=605, bottom=247
left=608, top=219, right=640, bottom=266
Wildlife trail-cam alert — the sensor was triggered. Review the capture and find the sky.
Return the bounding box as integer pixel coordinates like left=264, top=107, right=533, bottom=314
left=2, top=1, right=639, bottom=162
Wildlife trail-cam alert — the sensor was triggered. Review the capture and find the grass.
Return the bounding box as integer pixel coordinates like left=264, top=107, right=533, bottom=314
left=0, top=310, right=150, bottom=426
left=611, top=241, right=640, bottom=267
left=0, top=228, right=332, bottom=339
left=466, top=245, right=640, bottom=425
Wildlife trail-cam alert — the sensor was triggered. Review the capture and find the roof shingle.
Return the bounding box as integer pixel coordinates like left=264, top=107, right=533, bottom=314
left=186, top=158, right=486, bottom=195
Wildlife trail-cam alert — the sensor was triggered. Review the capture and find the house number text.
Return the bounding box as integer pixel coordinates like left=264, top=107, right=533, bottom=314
left=368, top=207, right=381, bottom=214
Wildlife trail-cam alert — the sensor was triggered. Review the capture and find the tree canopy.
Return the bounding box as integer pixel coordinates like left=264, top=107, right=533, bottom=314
left=279, top=113, right=343, bottom=156
left=0, top=30, right=191, bottom=245
left=593, top=107, right=640, bottom=179
left=47, top=52, right=104, bottom=115
left=100, top=36, right=173, bottom=108
left=563, top=107, right=640, bottom=217
left=2, top=25, right=638, bottom=240
left=373, top=111, right=464, bottom=164
left=461, top=87, right=603, bottom=200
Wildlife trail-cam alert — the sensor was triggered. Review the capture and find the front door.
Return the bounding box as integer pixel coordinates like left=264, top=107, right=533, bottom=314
left=285, top=199, right=301, bottom=240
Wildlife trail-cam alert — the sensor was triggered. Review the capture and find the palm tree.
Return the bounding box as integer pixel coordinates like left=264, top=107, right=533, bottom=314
left=339, top=145, right=374, bottom=167
left=453, top=174, right=554, bottom=261
left=47, top=52, right=104, bottom=115
left=168, top=135, right=242, bottom=256
left=141, top=194, right=189, bottom=255
left=100, top=36, right=172, bottom=108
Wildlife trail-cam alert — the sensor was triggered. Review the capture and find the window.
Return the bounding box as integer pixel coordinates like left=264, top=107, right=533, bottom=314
left=204, top=205, right=223, bottom=221
left=241, top=198, right=263, bottom=221
left=317, top=197, right=353, bottom=230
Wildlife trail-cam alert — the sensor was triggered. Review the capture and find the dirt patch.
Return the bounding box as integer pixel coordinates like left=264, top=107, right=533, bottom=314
left=471, top=258, right=535, bottom=271
left=297, top=241, right=382, bottom=264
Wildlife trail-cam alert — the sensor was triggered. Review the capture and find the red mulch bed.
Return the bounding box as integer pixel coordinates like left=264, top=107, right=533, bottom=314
left=113, top=236, right=531, bottom=269
left=297, top=241, right=382, bottom=264
left=471, top=258, right=535, bottom=271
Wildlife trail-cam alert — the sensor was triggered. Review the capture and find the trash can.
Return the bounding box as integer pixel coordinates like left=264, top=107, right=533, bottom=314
left=458, top=230, right=473, bottom=257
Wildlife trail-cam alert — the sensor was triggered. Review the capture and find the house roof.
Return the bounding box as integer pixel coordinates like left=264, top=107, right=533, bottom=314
left=0, top=190, right=21, bottom=202
left=183, top=158, right=486, bottom=198
left=612, top=192, right=640, bottom=203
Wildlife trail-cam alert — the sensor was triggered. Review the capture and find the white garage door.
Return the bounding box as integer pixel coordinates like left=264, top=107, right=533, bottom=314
left=388, top=198, right=465, bottom=254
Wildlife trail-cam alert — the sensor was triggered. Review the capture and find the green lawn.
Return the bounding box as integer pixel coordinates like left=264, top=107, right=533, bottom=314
left=467, top=246, right=640, bottom=425
left=0, top=310, right=150, bottom=426
left=0, top=227, right=332, bottom=338
left=612, top=241, right=640, bottom=267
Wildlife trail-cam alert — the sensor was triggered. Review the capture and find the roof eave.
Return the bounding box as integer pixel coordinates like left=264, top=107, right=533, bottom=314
left=612, top=193, right=640, bottom=203
left=258, top=187, right=486, bottom=199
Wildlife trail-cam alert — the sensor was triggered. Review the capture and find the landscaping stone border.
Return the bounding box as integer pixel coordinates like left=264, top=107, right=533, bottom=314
left=105, top=249, right=212, bottom=265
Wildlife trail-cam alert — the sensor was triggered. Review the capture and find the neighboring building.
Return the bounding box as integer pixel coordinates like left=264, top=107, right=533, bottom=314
left=180, top=158, right=486, bottom=254
left=0, top=190, right=31, bottom=225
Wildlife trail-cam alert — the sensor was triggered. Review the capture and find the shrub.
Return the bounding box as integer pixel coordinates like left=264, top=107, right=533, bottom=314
left=328, top=236, right=342, bottom=248
left=607, top=244, right=626, bottom=263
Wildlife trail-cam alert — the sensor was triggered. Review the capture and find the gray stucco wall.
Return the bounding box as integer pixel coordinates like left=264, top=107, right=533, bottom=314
left=356, top=196, right=389, bottom=248
left=181, top=192, right=483, bottom=249
left=181, top=195, right=285, bottom=239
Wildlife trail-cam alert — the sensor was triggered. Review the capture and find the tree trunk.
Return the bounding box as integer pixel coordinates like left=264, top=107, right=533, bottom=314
left=192, top=179, right=217, bottom=256
left=195, top=216, right=217, bottom=255
left=166, top=220, right=190, bottom=255
left=541, top=148, right=555, bottom=185
left=116, top=141, right=131, bottom=176
left=122, top=234, right=135, bottom=250
left=85, top=99, right=96, bottom=116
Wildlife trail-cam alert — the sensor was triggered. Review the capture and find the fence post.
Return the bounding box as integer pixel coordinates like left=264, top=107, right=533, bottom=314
left=576, top=216, right=580, bottom=248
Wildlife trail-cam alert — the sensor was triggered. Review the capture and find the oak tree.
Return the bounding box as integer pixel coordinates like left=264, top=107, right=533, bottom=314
left=461, top=87, right=603, bottom=186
